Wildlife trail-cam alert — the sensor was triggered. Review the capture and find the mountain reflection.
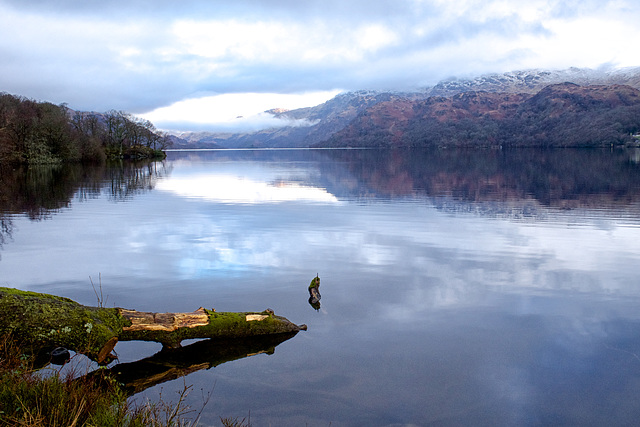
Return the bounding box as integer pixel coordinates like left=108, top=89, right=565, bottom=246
left=4, top=149, right=640, bottom=216
left=318, top=148, right=640, bottom=212
left=167, top=148, right=640, bottom=213
left=3, top=148, right=640, bottom=250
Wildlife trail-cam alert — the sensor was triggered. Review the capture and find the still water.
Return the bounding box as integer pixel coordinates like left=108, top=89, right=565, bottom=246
left=2, top=148, right=640, bottom=426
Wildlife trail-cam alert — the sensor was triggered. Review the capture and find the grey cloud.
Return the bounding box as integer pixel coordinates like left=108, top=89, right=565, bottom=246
left=186, top=14, right=547, bottom=93
left=0, top=0, right=637, bottom=117
left=6, top=0, right=616, bottom=23
left=0, top=0, right=423, bottom=21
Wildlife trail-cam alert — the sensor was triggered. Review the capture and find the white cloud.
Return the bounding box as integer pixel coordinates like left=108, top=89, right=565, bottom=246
left=171, top=19, right=399, bottom=65
left=172, top=20, right=291, bottom=61
left=0, top=0, right=639, bottom=127
left=537, top=17, right=640, bottom=69
left=140, top=90, right=341, bottom=132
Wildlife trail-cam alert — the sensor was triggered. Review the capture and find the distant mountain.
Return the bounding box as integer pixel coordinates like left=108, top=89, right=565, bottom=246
left=166, top=132, right=221, bottom=149
left=170, top=91, right=418, bottom=149
left=317, top=83, right=640, bottom=148
left=169, top=67, right=640, bottom=149
left=426, top=67, right=640, bottom=97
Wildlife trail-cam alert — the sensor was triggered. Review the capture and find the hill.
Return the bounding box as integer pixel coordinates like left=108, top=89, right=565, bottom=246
left=170, top=91, right=417, bottom=149
left=317, top=83, right=640, bottom=148
left=170, top=67, right=640, bottom=149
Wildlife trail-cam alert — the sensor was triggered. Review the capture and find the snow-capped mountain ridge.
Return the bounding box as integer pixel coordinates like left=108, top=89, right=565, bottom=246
left=169, top=67, right=640, bottom=149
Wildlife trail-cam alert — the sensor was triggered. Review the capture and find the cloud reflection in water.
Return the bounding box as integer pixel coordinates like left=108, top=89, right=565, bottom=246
left=156, top=173, right=339, bottom=204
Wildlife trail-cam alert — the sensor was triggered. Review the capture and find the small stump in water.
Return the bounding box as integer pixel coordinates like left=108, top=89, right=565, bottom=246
left=308, top=275, right=321, bottom=310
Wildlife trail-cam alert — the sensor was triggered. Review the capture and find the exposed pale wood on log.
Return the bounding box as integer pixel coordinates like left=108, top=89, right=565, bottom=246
left=119, top=307, right=210, bottom=332
left=246, top=314, right=269, bottom=321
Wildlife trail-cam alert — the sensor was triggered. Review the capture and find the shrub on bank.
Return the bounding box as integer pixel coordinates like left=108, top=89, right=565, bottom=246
left=0, top=335, right=201, bottom=426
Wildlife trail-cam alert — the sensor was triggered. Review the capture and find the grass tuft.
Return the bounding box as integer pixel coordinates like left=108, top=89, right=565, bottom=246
left=0, top=334, right=216, bottom=426
left=220, top=415, right=251, bottom=427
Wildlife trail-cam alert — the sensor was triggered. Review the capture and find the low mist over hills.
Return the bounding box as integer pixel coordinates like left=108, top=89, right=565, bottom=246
left=169, top=91, right=416, bottom=149
left=169, top=67, right=640, bottom=149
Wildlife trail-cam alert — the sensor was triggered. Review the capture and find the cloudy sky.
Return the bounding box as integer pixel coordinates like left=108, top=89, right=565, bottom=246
left=1, top=0, right=639, bottom=132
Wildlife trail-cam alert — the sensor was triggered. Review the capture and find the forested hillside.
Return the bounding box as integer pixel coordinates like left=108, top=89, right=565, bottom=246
left=318, top=84, right=640, bottom=148
left=168, top=67, right=640, bottom=149
left=0, top=93, right=170, bottom=164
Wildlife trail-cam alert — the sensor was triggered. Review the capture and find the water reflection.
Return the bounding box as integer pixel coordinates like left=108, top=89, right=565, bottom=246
left=318, top=147, right=640, bottom=212
left=104, top=161, right=171, bottom=202
left=107, top=333, right=298, bottom=395
left=160, top=148, right=640, bottom=224
left=157, top=173, right=338, bottom=204
left=0, top=217, right=13, bottom=251
left=2, top=148, right=640, bottom=425
left=0, top=160, right=171, bottom=254
left=0, top=160, right=171, bottom=218
left=3, top=148, right=640, bottom=220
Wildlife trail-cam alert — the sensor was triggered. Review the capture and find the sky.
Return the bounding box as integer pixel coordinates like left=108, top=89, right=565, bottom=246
left=1, top=0, right=639, bottom=133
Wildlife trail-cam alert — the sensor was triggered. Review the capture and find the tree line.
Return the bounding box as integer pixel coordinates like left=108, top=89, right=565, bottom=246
left=0, top=93, right=171, bottom=164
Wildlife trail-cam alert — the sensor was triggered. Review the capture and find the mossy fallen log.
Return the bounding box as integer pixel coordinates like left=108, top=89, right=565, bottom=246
left=0, top=287, right=306, bottom=364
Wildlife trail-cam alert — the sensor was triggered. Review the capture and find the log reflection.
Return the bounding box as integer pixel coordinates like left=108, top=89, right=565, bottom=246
left=108, top=332, right=298, bottom=395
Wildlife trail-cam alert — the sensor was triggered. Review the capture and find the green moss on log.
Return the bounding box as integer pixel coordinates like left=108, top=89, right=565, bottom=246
left=309, top=275, right=320, bottom=289
left=119, top=310, right=302, bottom=349
left=0, top=287, right=130, bottom=360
